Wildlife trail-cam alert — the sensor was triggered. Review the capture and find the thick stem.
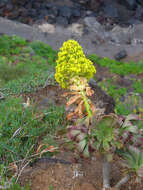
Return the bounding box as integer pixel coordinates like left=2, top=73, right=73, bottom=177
left=102, top=155, right=111, bottom=190
left=80, top=90, right=93, bottom=118
left=114, top=174, right=130, bottom=189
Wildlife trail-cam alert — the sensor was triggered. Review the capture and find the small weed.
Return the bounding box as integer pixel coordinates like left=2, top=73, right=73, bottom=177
left=132, top=79, right=143, bottom=94
left=49, top=185, right=54, bottom=190
left=115, top=94, right=143, bottom=115
left=98, top=78, right=127, bottom=100
left=29, top=41, right=57, bottom=66
left=88, top=54, right=143, bottom=75
left=0, top=35, right=27, bottom=57
left=0, top=62, right=28, bottom=85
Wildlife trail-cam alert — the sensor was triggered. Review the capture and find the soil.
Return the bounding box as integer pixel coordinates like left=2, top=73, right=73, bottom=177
left=19, top=151, right=143, bottom=190
left=122, top=51, right=143, bottom=63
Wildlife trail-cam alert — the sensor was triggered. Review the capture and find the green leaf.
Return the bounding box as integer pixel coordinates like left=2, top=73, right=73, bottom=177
left=83, top=144, right=90, bottom=158
left=77, top=139, right=87, bottom=152
left=127, top=125, right=138, bottom=133
left=103, top=141, right=110, bottom=151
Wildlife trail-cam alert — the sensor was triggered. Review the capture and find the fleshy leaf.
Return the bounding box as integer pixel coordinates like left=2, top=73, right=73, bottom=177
left=66, top=95, right=81, bottom=107
left=77, top=139, right=87, bottom=152
left=83, top=144, right=90, bottom=158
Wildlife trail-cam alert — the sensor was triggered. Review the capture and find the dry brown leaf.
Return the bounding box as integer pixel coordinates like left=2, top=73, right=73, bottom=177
left=89, top=102, right=96, bottom=114
left=74, top=100, right=85, bottom=117
left=36, top=144, right=57, bottom=157
left=62, top=91, right=77, bottom=97
left=86, top=87, right=94, bottom=96
left=66, top=112, right=75, bottom=120
left=9, top=162, right=17, bottom=173
left=66, top=95, right=81, bottom=107
left=73, top=101, right=84, bottom=118
left=40, top=145, right=56, bottom=155
left=36, top=144, right=46, bottom=154
left=77, top=100, right=85, bottom=117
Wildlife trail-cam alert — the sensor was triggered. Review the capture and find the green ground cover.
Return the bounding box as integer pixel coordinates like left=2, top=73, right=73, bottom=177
left=88, top=54, right=143, bottom=116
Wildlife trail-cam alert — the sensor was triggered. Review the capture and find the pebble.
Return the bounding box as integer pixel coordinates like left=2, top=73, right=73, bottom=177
left=114, top=49, right=127, bottom=60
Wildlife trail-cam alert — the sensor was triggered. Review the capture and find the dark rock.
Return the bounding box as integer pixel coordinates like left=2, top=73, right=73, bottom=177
left=89, top=0, right=102, bottom=12
left=19, top=8, right=29, bottom=17
left=80, top=9, right=87, bottom=18
left=103, top=2, right=119, bottom=19
left=47, top=15, right=56, bottom=24
left=39, top=9, right=49, bottom=17
left=32, top=2, right=41, bottom=9
left=28, top=8, right=37, bottom=17
left=59, top=5, right=73, bottom=19
left=72, top=8, right=81, bottom=17
left=0, top=8, right=4, bottom=16
left=18, top=16, right=30, bottom=24
left=0, top=2, right=5, bottom=8
left=89, top=79, right=115, bottom=114
left=11, top=0, right=28, bottom=6
left=136, top=0, right=143, bottom=6
left=24, top=2, right=32, bottom=9
left=115, top=3, right=135, bottom=23
left=114, top=49, right=127, bottom=60
left=8, top=9, right=19, bottom=19
left=47, top=6, right=59, bottom=17
left=45, top=2, right=55, bottom=9
left=119, top=0, right=137, bottom=10
left=56, top=16, right=68, bottom=26
left=5, top=3, right=13, bottom=10
left=135, top=5, right=143, bottom=19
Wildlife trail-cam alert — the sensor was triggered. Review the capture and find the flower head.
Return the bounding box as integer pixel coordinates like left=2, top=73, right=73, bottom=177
left=55, top=40, right=96, bottom=88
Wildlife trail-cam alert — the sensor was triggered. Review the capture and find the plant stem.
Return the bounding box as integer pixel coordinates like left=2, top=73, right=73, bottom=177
left=102, top=155, right=111, bottom=190
left=114, top=174, right=130, bottom=189
left=80, top=90, right=93, bottom=118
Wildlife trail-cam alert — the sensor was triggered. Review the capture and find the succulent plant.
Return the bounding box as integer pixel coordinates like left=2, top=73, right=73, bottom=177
left=122, top=146, right=143, bottom=179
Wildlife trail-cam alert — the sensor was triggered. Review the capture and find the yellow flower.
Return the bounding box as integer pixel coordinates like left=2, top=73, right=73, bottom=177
left=55, top=40, right=96, bottom=88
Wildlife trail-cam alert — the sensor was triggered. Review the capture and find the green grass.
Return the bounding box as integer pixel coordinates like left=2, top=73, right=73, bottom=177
left=89, top=54, right=143, bottom=116
left=0, top=35, right=57, bottom=95
left=0, top=96, right=65, bottom=163
left=88, top=54, right=143, bottom=76
left=132, top=79, right=143, bottom=94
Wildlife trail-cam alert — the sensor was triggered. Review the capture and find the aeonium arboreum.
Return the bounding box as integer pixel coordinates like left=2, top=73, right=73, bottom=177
left=55, top=40, right=143, bottom=190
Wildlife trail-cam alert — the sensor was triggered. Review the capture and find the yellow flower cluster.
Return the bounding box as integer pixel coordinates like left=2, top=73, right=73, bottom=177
left=55, top=40, right=96, bottom=88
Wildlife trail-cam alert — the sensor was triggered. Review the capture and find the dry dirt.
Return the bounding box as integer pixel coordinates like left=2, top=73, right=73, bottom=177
left=19, top=151, right=143, bottom=190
